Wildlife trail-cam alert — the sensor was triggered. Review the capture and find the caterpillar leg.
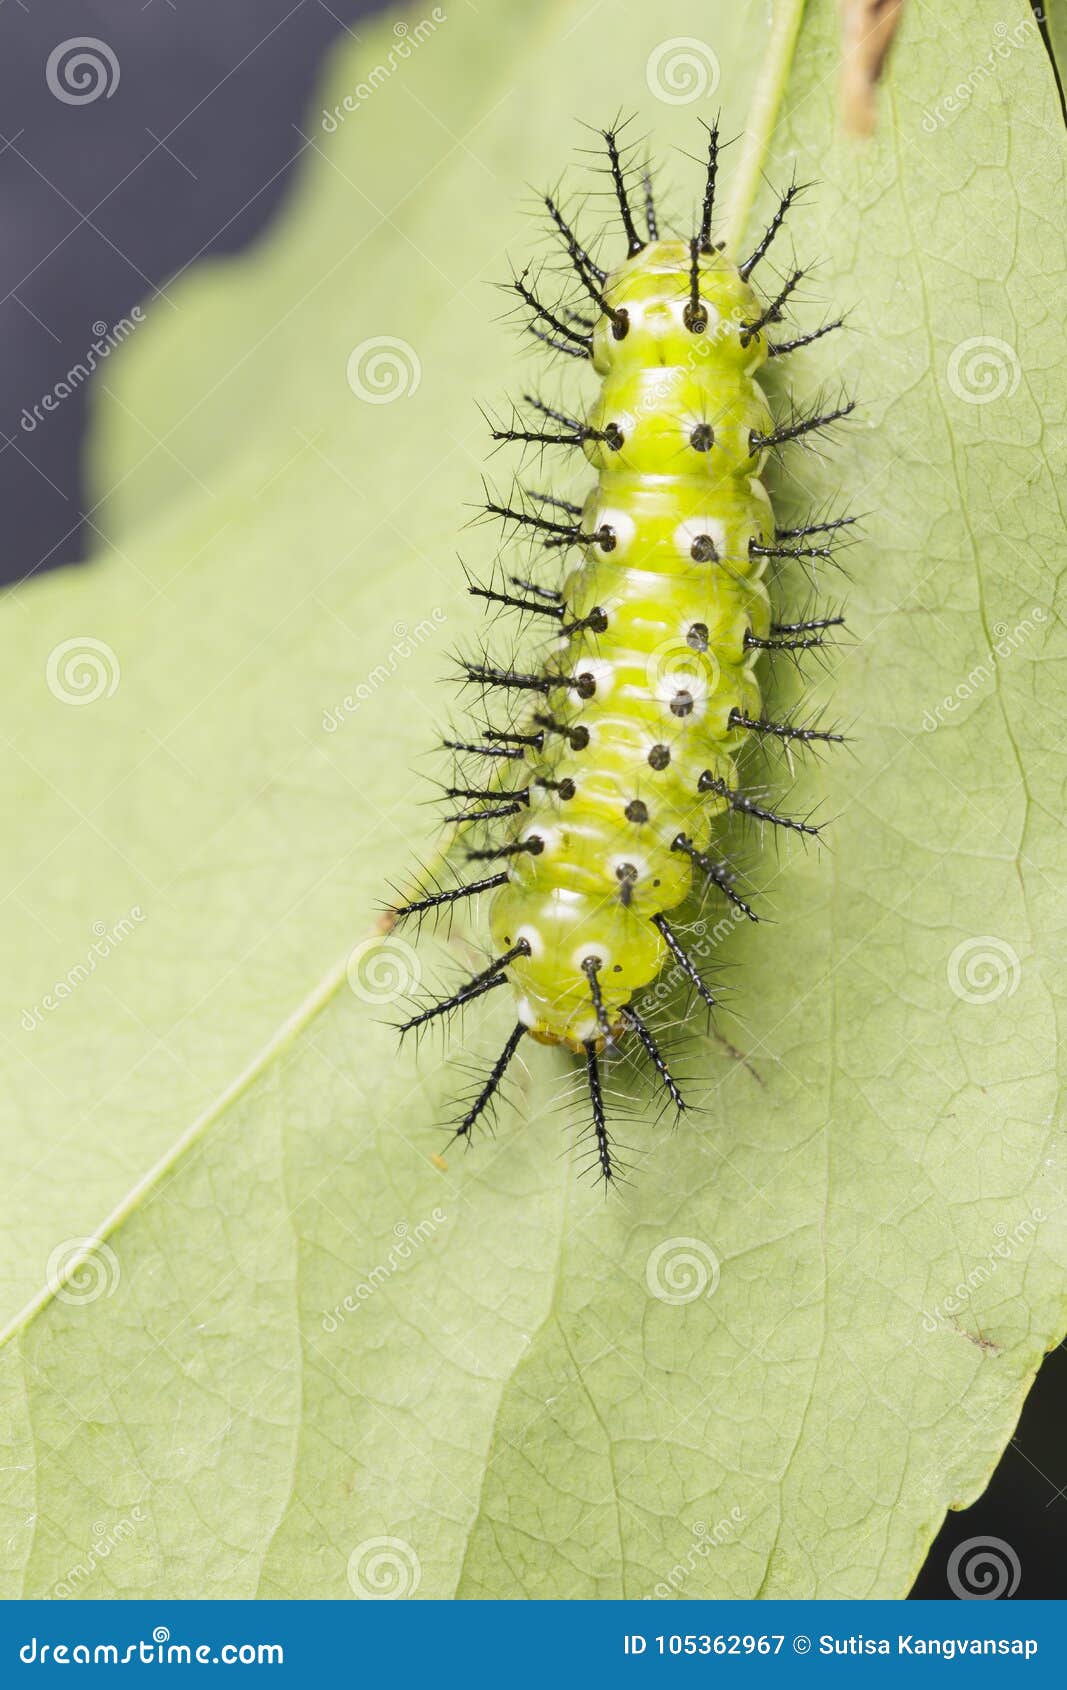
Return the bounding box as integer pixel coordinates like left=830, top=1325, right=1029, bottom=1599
left=395, top=941, right=530, bottom=1038
left=623, top=1006, right=688, bottom=1114
left=453, top=1021, right=527, bottom=1145
left=582, top=1041, right=616, bottom=1184
left=651, top=915, right=717, bottom=1012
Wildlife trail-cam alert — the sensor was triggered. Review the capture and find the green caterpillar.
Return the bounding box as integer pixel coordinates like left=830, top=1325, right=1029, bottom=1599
left=389, top=127, right=852, bottom=1180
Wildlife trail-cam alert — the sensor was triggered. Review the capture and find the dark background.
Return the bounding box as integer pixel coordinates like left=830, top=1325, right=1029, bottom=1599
left=1, top=0, right=1062, bottom=1601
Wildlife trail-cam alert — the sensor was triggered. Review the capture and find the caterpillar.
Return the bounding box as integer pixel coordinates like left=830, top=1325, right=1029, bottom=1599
left=387, top=125, right=853, bottom=1183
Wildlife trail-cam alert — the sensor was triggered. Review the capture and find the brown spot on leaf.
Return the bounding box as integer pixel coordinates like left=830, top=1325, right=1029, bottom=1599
left=841, top=0, right=906, bottom=136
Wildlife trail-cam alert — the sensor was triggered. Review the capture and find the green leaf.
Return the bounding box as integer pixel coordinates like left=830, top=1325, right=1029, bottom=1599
left=1042, top=0, right=1067, bottom=90
left=2, top=0, right=1065, bottom=1599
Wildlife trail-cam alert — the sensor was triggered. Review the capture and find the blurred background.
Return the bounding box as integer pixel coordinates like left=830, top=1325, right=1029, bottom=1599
left=1, top=0, right=1062, bottom=1599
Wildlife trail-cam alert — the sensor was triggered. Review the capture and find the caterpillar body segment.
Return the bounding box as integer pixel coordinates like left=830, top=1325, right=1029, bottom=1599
left=488, top=242, right=774, bottom=1049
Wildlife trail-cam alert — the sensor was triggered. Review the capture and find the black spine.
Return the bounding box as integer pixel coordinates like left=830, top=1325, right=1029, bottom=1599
left=651, top=913, right=716, bottom=1010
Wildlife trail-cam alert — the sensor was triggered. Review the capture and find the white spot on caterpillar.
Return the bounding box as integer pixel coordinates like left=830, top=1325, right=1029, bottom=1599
left=514, top=923, right=545, bottom=959
left=674, top=515, right=726, bottom=559
left=570, top=656, right=616, bottom=700
left=554, top=887, right=586, bottom=910
left=592, top=506, right=636, bottom=554
left=574, top=945, right=612, bottom=972
left=611, top=853, right=650, bottom=882
left=515, top=996, right=538, bottom=1028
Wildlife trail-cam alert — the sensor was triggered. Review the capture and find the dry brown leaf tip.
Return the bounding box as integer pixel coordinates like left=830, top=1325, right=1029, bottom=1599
left=841, top=0, right=906, bottom=135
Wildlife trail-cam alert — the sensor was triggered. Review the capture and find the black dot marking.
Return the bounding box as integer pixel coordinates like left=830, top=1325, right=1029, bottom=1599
left=689, top=423, right=714, bottom=453
left=670, top=691, right=694, bottom=718
left=612, top=964, right=622, bottom=973
left=625, top=799, right=649, bottom=823
left=558, top=778, right=575, bottom=800
left=574, top=672, right=596, bottom=699
left=571, top=725, right=590, bottom=750
left=603, top=422, right=625, bottom=451
left=648, top=743, right=670, bottom=770
left=690, top=534, right=719, bottom=563
left=610, top=308, right=630, bottom=342
left=587, top=607, right=609, bottom=633
left=597, top=526, right=617, bottom=553
left=687, top=623, right=709, bottom=652
left=526, top=836, right=545, bottom=854
left=616, top=862, right=639, bottom=881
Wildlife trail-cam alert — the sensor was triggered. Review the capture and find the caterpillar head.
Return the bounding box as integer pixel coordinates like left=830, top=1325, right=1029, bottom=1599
left=591, top=242, right=769, bottom=380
